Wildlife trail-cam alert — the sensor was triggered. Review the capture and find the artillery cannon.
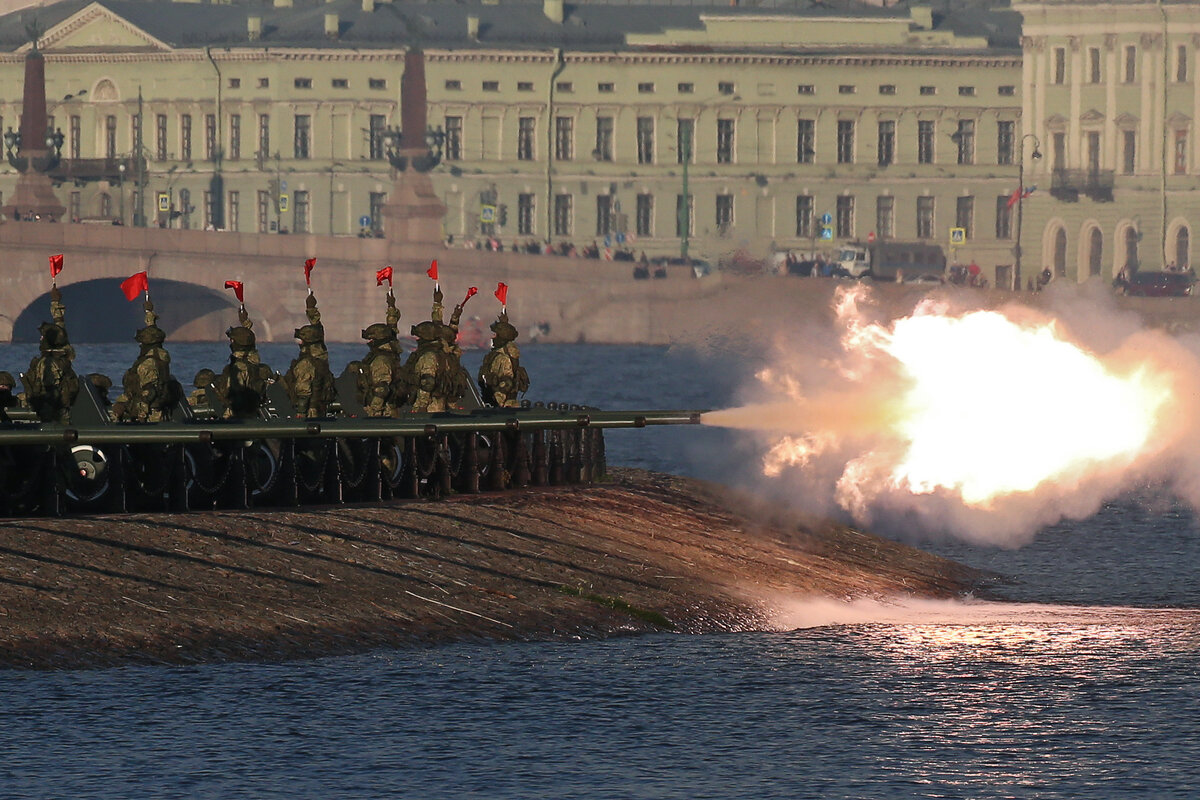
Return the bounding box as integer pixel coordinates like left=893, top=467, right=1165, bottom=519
left=0, top=374, right=704, bottom=516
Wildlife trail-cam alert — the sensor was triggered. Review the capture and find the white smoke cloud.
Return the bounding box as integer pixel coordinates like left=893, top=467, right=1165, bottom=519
left=703, top=281, right=1200, bottom=547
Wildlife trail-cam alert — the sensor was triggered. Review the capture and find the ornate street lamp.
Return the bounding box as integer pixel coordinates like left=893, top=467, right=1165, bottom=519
left=1014, top=133, right=1042, bottom=288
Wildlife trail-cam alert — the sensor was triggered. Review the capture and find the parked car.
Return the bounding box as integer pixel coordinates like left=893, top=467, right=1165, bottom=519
left=1113, top=270, right=1196, bottom=297
left=650, top=257, right=713, bottom=278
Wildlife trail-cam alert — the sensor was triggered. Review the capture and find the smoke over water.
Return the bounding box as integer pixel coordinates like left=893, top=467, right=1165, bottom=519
left=702, top=283, right=1200, bottom=546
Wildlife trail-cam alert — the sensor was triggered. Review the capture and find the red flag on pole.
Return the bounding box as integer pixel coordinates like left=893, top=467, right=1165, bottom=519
left=426, top=260, right=439, bottom=282
left=376, top=266, right=394, bottom=287
left=224, top=280, right=245, bottom=303
left=49, top=253, right=64, bottom=279
left=121, top=271, right=149, bottom=301
left=494, top=282, right=508, bottom=306
left=304, top=257, right=317, bottom=286
left=461, top=287, right=478, bottom=306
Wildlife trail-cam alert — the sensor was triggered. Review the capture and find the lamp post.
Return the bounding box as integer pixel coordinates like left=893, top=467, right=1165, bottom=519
left=1014, top=133, right=1042, bottom=289
left=678, top=128, right=691, bottom=263
left=118, top=162, right=126, bottom=224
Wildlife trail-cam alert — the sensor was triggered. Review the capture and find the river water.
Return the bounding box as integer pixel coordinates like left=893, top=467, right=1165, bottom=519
left=2, top=341, right=1198, bottom=799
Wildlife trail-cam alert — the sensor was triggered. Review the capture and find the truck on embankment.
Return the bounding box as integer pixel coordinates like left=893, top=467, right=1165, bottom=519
left=834, top=241, right=947, bottom=282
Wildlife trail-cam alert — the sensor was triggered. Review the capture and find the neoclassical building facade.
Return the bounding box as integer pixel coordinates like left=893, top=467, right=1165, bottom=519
left=1, top=0, right=1193, bottom=287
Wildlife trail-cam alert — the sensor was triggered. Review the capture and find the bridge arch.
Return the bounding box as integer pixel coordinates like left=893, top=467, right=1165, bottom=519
left=13, top=279, right=239, bottom=343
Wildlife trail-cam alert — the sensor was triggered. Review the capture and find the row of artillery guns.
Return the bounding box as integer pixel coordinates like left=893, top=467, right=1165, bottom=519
left=0, top=297, right=702, bottom=518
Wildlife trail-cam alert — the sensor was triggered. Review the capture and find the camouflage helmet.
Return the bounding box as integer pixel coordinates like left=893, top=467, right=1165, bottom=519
left=362, top=323, right=396, bottom=342
left=411, top=321, right=441, bottom=342
left=227, top=325, right=256, bottom=349
left=490, top=320, right=519, bottom=342
left=294, top=324, right=323, bottom=345
left=135, top=325, right=166, bottom=345
left=38, top=322, right=70, bottom=349
left=0, top=371, right=14, bottom=389
left=87, top=373, right=113, bottom=391
left=193, top=368, right=217, bottom=388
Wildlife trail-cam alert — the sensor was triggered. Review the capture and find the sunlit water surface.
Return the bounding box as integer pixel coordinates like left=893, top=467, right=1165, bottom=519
left=1, top=342, right=1198, bottom=799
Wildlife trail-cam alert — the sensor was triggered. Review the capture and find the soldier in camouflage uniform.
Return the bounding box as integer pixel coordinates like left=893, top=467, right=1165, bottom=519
left=113, top=300, right=182, bottom=422
left=283, top=292, right=336, bottom=418
left=359, top=292, right=409, bottom=418
left=0, top=371, right=17, bottom=423
left=189, top=368, right=217, bottom=410
left=404, top=319, right=453, bottom=413
left=478, top=312, right=530, bottom=408
left=21, top=286, right=80, bottom=423
left=216, top=307, right=274, bottom=419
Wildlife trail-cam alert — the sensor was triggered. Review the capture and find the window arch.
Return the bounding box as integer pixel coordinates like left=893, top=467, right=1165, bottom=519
left=1088, top=227, right=1103, bottom=277
left=1054, top=227, right=1068, bottom=277
left=1176, top=226, right=1190, bottom=269
left=1124, top=227, right=1140, bottom=271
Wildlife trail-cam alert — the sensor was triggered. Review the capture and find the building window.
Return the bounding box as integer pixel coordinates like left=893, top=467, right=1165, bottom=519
left=918, top=120, right=934, bottom=164
left=103, top=114, right=116, bottom=159
left=916, top=196, right=935, bottom=239
left=997, top=121, right=1014, bottom=166
left=995, top=196, right=1012, bottom=239
left=598, top=82, right=614, bottom=93
left=369, top=192, right=385, bottom=234
left=555, top=116, right=574, bottom=161
left=958, top=86, right=976, bottom=96
left=1175, top=129, right=1188, bottom=174
left=556, top=81, right=573, bottom=93
left=70, top=115, right=80, bottom=159
left=796, top=194, right=813, bottom=238
left=229, top=77, right=241, bottom=89
left=445, top=79, right=462, bottom=91
left=294, top=78, right=312, bottom=89
left=716, top=118, right=735, bottom=164
left=227, top=190, right=239, bottom=232
left=1053, top=132, right=1066, bottom=170
left=596, top=195, right=613, bottom=236
left=919, top=86, right=936, bottom=96
left=293, top=115, right=310, bottom=159
left=518, top=81, right=534, bottom=92
left=517, top=117, right=536, bottom=161
left=879, top=85, right=896, bottom=95
left=199, top=190, right=208, bottom=230
left=292, top=190, right=309, bottom=233
left=444, top=116, right=462, bottom=161
left=205, top=114, right=217, bottom=161
left=1179, top=45, right=1189, bottom=82
left=877, top=121, right=895, bottom=167
left=257, top=190, right=270, bottom=232
left=956, top=196, right=974, bottom=238
left=553, top=194, right=572, bottom=236
left=595, top=116, right=613, bottom=161
left=678, top=82, right=694, bottom=94
left=332, top=79, right=348, bottom=89
left=482, top=81, right=499, bottom=92
left=156, top=114, right=168, bottom=160
left=797, top=84, right=815, bottom=95
left=180, top=114, right=191, bottom=161
left=368, top=114, right=386, bottom=160
left=836, top=120, right=854, bottom=164
left=258, top=78, right=269, bottom=89
left=257, top=114, right=269, bottom=160
left=1089, top=48, right=1102, bottom=83
left=517, top=193, right=535, bottom=236
left=229, top=114, right=241, bottom=161
left=876, top=196, right=894, bottom=240
left=999, top=85, right=1016, bottom=96
left=636, top=193, right=653, bottom=237
left=369, top=78, right=386, bottom=90
left=835, top=195, right=854, bottom=239
left=637, top=116, right=655, bottom=164
left=638, top=82, right=655, bottom=94
left=676, top=194, right=694, bottom=237
left=955, top=119, right=975, bottom=165
left=716, top=194, right=733, bottom=234
left=838, top=85, right=855, bottom=95
left=718, top=81, right=735, bottom=95
left=1125, top=45, right=1137, bottom=82
left=70, top=191, right=80, bottom=222
left=1123, top=129, right=1137, bottom=173
left=797, top=119, right=815, bottom=163
left=1054, top=47, right=1066, bottom=84
left=677, top=118, right=694, bottom=164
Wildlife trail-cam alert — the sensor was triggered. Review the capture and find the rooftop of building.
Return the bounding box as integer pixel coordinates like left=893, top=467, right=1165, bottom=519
left=0, top=0, right=1022, bottom=54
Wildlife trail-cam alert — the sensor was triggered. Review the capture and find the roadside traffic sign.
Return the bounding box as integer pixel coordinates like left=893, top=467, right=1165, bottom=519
left=156, top=192, right=169, bottom=212
left=359, top=215, right=372, bottom=227
left=480, top=204, right=496, bottom=223
left=821, top=212, right=833, bottom=225
left=279, top=193, right=289, bottom=212
left=820, top=225, right=833, bottom=240
left=950, top=227, right=967, bottom=245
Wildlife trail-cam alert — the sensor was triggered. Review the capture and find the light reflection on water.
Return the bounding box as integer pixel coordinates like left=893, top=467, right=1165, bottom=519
left=1, top=342, right=1199, bottom=798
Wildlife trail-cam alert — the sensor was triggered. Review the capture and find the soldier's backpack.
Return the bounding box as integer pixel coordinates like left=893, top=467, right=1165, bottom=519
left=24, top=353, right=80, bottom=421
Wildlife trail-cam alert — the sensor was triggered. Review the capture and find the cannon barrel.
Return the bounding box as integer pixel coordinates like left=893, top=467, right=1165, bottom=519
left=0, top=408, right=707, bottom=446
